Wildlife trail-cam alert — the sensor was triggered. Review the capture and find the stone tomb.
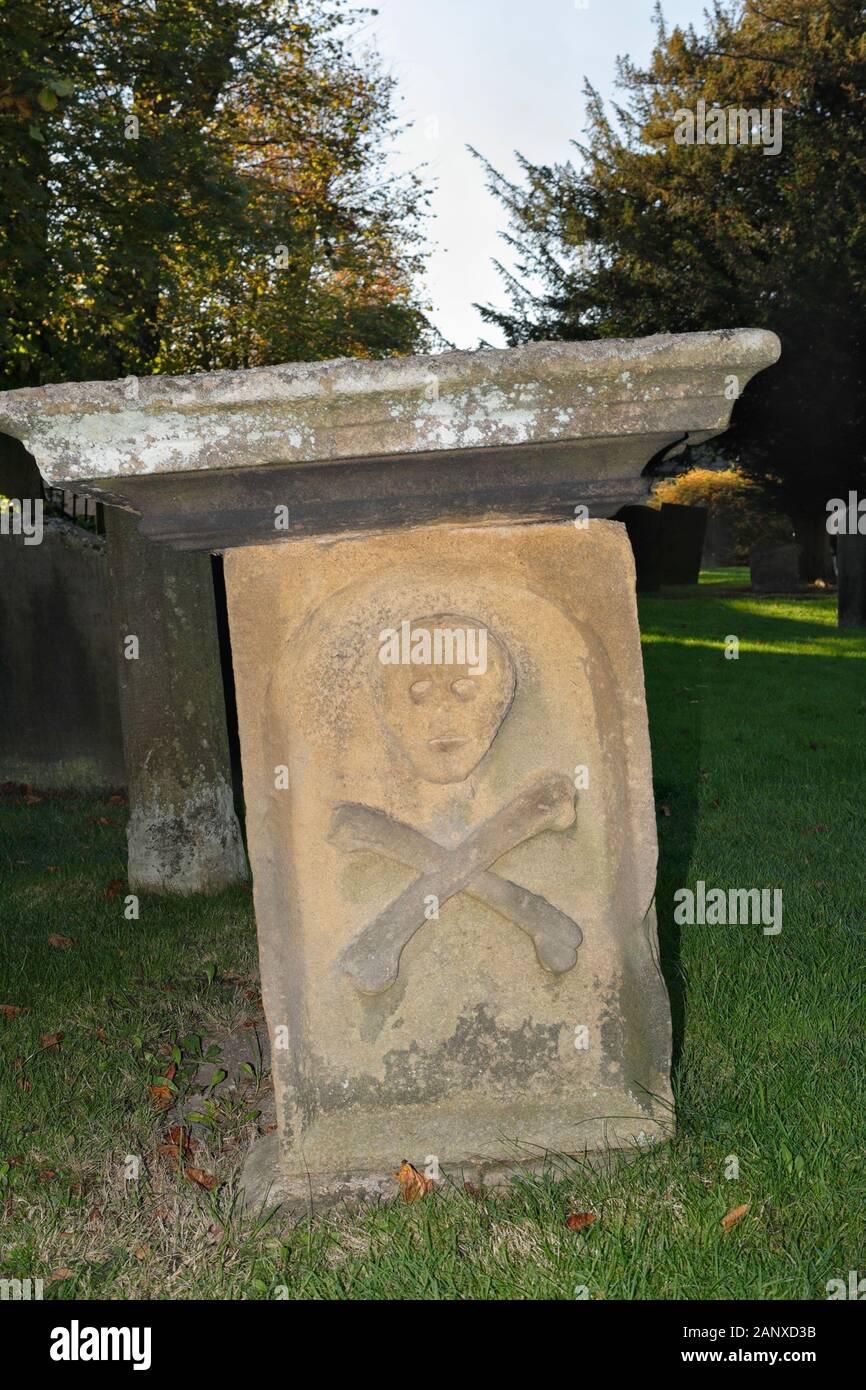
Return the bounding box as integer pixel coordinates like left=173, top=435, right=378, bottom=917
left=0, top=330, right=781, bottom=1205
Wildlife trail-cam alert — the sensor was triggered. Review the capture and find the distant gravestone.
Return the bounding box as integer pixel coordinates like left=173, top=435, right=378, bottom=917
left=659, top=503, right=708, bottom=585
left=614, top=505, right=661, bottom=592
left=702, top=511, right=737, bottom=568
left=0, top=518, right=125, bottom=789
left=750, top=542, right=800, bottom=593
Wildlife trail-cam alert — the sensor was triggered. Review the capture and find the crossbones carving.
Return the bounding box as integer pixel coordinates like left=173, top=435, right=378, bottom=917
left=330, top=772, right=583, bottom=994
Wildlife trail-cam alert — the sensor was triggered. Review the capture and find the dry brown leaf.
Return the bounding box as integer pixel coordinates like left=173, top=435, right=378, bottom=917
left=185, top=1167, right=218, bottom=1191
left=47, top=1268, right=74, bottom=1282
left=393, top=1159, right=435, bottom=1203
left=104, top=878, right=124, bottom=901
left=721, top=1202, right=750, bottom=1233
left=148, top=1085, right=173, bottom=1110
left=1, top=1004, right=26, bottom=1020
left=40, top=1033, right=62, bottom=1051
left=37, top=1169, right=56, bottom=1183
left=48, top=934, right=73, bottom=950
left=566, top=1211, right=597, bottom=1232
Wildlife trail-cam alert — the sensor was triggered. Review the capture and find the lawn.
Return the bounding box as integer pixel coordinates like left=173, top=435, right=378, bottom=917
left=1, top=583, right=864, bottom=1300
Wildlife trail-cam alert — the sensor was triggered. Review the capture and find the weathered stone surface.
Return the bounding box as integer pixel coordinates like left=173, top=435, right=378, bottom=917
left=105, top=509, right=247, bottom=894
left=750, top=541, right=800, bottom=593
left=0, top=331, right=781, bottom=550
left=227, top=519, right=672, bottom=1206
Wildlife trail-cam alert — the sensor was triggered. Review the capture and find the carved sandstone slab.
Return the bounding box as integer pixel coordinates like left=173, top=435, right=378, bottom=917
left=226, top=518, right=670, bottom=1204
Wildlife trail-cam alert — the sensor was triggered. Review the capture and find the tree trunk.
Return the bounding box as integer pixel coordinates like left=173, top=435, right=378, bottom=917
left=837, top=533, right=866, bottom=628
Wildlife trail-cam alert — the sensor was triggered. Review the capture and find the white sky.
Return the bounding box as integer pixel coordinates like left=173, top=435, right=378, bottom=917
left=361, top=0, right=706, bottom=348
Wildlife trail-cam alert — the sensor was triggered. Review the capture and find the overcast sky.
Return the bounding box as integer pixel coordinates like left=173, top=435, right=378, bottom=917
left=363, top=0, right=706, bottom=348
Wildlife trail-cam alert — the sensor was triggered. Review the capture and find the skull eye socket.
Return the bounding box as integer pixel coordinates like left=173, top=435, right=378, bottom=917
left=409, top=678, right=433, bottom=704
left=451, top=678, right=477, bottom=702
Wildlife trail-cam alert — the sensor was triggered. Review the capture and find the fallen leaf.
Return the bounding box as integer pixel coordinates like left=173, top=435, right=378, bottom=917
left=148, top=1085, right=173, bottom=1110
left=90, top=816, right=119, bottom=828
left=104, top=878, right=124, bottom=901
left=36, top=1169, right=56, bottom=1183
left=156, top=1125, right=197, bottom=1160
left=185, top=1167, right=217, bottom=1191
left=88, top=1207, right=103, bottom=1223
left=47, top=1268, right=74, bottom=1283
left=393, top=1159, right=435, bottom=1203
left=6, top=1155, right=24, bottom=1166
left=45, top=866, right=60, bottom=874
left=105, top=794, right=127, bottom=805
left=1, top=1004, right=26, bottom=1020
left=48, top=934, right=73, bottom=950
left=132, top=1244, right=150, bottom=1260
left=91, top=1027, right=107, bottom=1043
left=721, top=1202, right=750, bottom=1233
left=463, top=1182, right=483, bottom=1199
left=566, top=1211, right=597, bottom=1232
left=40, top=1033, right=62, bottom=1051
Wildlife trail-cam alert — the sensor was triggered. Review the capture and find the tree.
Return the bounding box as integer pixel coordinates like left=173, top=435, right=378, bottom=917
left=0, top=0, right=431, bottom=389
left=474, top=0, right=866, bottom=618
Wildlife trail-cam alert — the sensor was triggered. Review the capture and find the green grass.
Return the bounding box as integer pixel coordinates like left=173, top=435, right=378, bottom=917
left=1, top=588, right=864, bottom=1300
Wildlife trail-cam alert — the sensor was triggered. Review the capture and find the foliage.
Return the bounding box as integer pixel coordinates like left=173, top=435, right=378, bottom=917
left=0, top=0, right=431, bottom=387
left=474, top=0, right=866, bottom=523
left=650, top=466, right=792, bottom=561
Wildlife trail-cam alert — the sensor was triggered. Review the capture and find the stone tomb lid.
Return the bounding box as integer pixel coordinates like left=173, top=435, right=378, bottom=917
left=0, top=330, right=779, bottom=550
